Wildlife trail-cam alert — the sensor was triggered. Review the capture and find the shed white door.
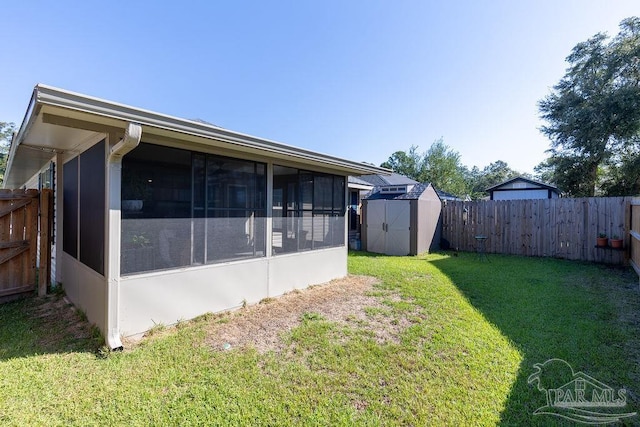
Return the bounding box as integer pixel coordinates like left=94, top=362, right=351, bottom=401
left=366, top=200, right=411, bottom=256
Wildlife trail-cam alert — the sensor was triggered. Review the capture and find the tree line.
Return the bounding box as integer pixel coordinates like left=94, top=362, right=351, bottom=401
left=383, top=17, right=640, bottom=199
left=1, top=19, right=638, bottom=196
left=380, top=139, right=527, bottom=200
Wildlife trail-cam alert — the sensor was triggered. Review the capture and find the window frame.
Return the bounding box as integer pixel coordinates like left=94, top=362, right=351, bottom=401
left=272, top=165, right=345, bottom=255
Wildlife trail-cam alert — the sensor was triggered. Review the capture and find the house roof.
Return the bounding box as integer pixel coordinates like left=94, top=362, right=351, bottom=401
left=355, top=172, right=418, bottom=187
left=435, top=188, right=463, bottom=201
left=365, top=182, right=437, bottom=201
left=485, top=176, right=559, bottom=192
left=348, top=175, right=375, bottom=187
left=4, top=84, right=390, bottom=188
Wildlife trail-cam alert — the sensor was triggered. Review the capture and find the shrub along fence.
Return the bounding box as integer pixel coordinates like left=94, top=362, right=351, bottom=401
left=441, top=197, right=633, bottom=265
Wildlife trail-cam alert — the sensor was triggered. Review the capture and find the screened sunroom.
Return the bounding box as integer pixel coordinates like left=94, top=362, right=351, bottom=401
left=4, top=85, right=387, bottom=349
left=119, top=144, right=347, bottom=275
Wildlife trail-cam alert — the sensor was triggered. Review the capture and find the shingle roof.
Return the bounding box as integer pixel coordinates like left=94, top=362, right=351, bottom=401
left=355, top=172, right=418, bottom=187
left=348, top=175, right=374, bottom=187
left=435, top=188, right=463, bottom=201
left=365, top=183, right=436, bottom=200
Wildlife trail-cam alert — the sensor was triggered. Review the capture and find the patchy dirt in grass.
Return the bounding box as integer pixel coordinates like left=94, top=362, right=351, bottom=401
left=28, top=294, right=97, bottom=350
left=205, top=275, right=424, bottom=354
left=16, top=275, right=425, bottom=355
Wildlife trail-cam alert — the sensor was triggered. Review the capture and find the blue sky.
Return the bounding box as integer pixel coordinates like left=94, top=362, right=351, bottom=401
left=1, top=1, right=638, bottom=174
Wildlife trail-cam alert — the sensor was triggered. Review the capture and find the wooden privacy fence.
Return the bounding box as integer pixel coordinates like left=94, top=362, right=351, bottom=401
left=442, top=197, right=631, bottom=264
left=630, top=198, right=640, bottom=278
left=0, top=189, right=53, bottom=300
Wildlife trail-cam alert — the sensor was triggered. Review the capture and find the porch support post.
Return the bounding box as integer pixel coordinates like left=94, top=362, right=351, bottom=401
left=265, top=162, right=273, bottom=297
left=265, top=162, right=273, bottom=258
left=344, top=175, right=349, bottom=251
left=54, top=153, right=64, bottom=285
left=105, top=122, right=142, bottom=350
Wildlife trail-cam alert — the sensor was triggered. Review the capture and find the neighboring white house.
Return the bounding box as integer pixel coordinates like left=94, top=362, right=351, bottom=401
left=486, top=176, right=560, bottom=200
left=4, top=84, right=388, bottom=349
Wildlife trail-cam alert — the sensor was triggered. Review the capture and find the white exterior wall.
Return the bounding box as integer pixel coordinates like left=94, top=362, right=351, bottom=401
left=492, top=189, right=549, bottom=200
left=61, top=252, right=107, bottom=331
left=119, top=246, right=346, bottom=336
left=268, top=246, right=347, bottom=296
left=23, top=174, right=39, bottom=190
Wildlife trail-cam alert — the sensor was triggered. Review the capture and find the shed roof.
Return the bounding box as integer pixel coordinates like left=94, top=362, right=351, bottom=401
left=365, top=182, right=438, bottom=201
left=4, top=84, right=390, bottom=188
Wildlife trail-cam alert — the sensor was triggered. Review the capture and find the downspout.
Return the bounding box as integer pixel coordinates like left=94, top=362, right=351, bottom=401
left=105, top=122, right=142, bottom=350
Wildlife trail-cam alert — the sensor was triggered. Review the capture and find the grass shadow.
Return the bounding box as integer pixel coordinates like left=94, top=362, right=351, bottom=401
left=0, top=292, right=103, bottom=360
left=429, top=251, right=640, bottom=426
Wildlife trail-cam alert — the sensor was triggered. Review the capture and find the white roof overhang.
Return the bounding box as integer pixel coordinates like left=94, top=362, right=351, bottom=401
left=4, top=84, right=389, bottom=188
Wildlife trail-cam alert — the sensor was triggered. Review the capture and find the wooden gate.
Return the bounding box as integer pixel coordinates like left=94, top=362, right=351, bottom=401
left=0, top=189, right=52, bottom=300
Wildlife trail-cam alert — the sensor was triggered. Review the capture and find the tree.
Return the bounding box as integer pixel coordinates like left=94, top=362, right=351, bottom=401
left=538, top=17, right=640, bottom=197
left=0, top=122, right=16, bottom=186
left=466, top=160, right=519, bottom=199
left=599, top=137, right=640, bottom=195
left=422, top=139, right=469, bottom=197
left=534, top=155, right=596, bottom=196
left=380, top=139, right=470, bottom=197
left=380, top=145, right=422, bottom=180
left=380, top=142, right=529, bottom=199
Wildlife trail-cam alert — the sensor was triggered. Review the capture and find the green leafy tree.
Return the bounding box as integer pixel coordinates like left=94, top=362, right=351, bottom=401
left=534, top=155, right=596, bottom=196
left=467, top=160, right=519, bottom=199
left=0, top=122, right=16, bottom=186
left=599, top=137, right=640, bottom=195
left=538, top=17, right=640, bottom=197
left=380, top=139, right=470, bottom=197
left=380, top=145, right=422, bottom=180
left=422, top=139, right=469, bottom=197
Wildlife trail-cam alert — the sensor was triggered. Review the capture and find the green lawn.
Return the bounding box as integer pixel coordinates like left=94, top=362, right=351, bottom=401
left=1, top=252, right=639, bottom=426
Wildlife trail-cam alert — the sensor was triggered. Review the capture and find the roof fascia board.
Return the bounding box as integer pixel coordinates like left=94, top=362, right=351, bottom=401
left=348, top=183, right=374, bottom=190
left=490, top=187, right=558, bottom=193
left=486, top=176, right=558, bottom=192
left=34, top=85, right=389, bottom=176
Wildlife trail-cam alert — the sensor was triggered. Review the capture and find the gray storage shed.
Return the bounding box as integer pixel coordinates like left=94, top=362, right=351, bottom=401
left=362, top=183, right=441, bottom=256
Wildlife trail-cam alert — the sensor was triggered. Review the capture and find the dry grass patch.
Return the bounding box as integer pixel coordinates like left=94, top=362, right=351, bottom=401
left=205, top=274, right=422, bottom=353
left=28, top=294, right=98, bottom=350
